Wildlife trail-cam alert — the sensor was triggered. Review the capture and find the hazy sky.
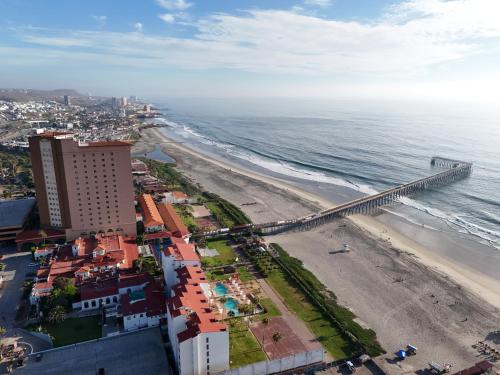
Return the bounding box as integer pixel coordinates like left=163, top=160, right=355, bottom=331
left=1, top=0, right=499, bottom=102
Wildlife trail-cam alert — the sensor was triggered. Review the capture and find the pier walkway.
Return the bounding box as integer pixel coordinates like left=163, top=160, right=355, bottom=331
left=199, top=157, right=472, bottom=237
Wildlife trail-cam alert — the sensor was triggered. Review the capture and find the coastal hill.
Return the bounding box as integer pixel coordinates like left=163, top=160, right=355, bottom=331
left=0, top=88, right=83, bottom=102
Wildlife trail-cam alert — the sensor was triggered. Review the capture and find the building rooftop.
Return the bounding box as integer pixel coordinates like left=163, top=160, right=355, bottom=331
left=139, top=194, right=164, bottom=228
left=157, top=202, right=189, bottom=238
left=0, top=198, right=35, bottom=229
left=120, top=279, right=167, bottom=317
left=164, top=243, right=199, bottom=262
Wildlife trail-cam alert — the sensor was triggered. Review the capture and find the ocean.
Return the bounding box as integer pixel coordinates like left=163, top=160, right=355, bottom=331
left=151, top=98, right=500, bottom=251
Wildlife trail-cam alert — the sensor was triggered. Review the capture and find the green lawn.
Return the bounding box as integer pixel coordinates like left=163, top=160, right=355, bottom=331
left=202, top=240, right=237, bottom=267
left=229, top=319, right=267, bottom=368
left=205, top=269, right=231, bottom=281
left=43, top=316, right=101, bottom=347
left=236, top=266, right=254, bottom=282
left=206, top=201, right=235, bottom=228
left=259, top=298, right=281, bottom=319
left=266, top=269, right=357, bottom=359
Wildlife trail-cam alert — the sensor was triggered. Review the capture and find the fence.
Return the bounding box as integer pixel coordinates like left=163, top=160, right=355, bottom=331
left=215, top=349, right=324, bottom=375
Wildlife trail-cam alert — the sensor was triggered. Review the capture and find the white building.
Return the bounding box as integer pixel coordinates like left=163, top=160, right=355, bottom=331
left=167, top=266, right=229, bottom=375
left=161, top=241, right=201, bottom=293
left=163, top=191, right=194, bottom=204
left=121, top=278, right=168, bottom=331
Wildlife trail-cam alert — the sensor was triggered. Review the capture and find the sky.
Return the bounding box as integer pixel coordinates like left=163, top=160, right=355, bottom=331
left=1, top=0, right=500, bottom=102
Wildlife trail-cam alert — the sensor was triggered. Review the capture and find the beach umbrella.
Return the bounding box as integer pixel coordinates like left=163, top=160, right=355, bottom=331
left=397, top=350, right=406, bottom=359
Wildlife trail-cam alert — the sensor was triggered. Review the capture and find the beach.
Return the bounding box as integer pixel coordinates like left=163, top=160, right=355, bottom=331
left=134, top=128, right=500, bottom=373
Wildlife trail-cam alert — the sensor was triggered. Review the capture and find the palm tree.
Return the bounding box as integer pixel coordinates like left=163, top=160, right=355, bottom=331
left=47, top=305, right=66, bottom=324
left=272, top=331, right=282, bottom=344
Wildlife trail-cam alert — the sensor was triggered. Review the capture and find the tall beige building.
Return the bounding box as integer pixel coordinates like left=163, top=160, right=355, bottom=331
left=29, top=132, right=137, bottom=240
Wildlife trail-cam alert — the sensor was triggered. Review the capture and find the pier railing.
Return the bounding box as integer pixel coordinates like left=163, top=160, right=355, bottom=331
left=199, top=157, right=472, bottom=237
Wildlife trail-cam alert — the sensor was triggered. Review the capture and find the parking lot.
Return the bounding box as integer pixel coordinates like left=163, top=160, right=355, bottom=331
left=16, top=327, right=170, bottom=375
left=0, top=249, right=32, bottom=330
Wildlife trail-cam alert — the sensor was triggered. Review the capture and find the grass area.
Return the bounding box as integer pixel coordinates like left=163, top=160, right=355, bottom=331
left=203, top=192, right=251, bottom=228
left=237, top=266, right=254, bottom=282
left=259, top=298, right=281, bottom=319
left=145, top=158, right=200, bottom=195
left=269, top=243, right=384, bottom=357
left=201, top=240, right=237, bottom=267
left=38, top=316, right=101, bottom=347
left=266, top=269, right=356, bottom=359
left=205, top=269, right=231, bottom=281
left=174, top=205, right=199, bottom=232
left=229, top=318, right=267, bottom=368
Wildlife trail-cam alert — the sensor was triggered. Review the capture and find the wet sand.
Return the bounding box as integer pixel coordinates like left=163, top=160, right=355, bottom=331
left=133, top=128, right=500, bottom=373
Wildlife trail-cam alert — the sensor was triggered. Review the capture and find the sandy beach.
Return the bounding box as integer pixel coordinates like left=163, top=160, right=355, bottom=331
left=134, top=128, right=500, bottom=373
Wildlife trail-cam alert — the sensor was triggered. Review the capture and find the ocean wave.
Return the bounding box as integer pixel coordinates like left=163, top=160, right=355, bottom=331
left=399, top=197, right=500, bottom=249
left=161, top=115, right=500, bottom=250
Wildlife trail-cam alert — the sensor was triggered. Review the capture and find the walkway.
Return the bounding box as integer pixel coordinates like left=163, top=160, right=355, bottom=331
left=255, top=277, right=331, bottom=361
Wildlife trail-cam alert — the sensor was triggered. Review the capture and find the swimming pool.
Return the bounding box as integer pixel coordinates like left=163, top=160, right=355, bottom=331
left=214, top=282, right=228, bottom=296
left=224, top=298, right=240, bottom=316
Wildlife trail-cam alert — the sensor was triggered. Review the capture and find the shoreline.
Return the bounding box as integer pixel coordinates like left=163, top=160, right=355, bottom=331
left=138, top=127, right=500, bottom=310
left=133, top=127, right=500, bottom=371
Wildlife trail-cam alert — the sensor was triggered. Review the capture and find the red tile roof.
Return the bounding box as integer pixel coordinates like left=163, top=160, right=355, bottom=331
left=73, top=234, right=138, bottom=269
left=16, top=229, right=65, bottom=243
left=164, top=243, right=199, bottom=262
left=86, top=141, right=132, bottom=147
left=144, top=231, right=172, bottom=241
left=139, top=194, right=164, bottom=228
left=175, top=265, right=207, bottom=285
left=80, top=279, right=119, bottom=301
left=120, top=279, right=167, bottom=317
left=168, top=266, right=226, bottom=343
left=157, top=202, right=189, bottom=238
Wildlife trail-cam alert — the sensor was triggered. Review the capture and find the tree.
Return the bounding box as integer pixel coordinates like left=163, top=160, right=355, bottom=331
left=272, top=331, right=282, bottom=344
left=0, top=326, right=6, bottom=336
left=137, top=233, right=146, bottom=245
left=262, top=317, right=269, bottom=326
left=47, top=305, right=66, bottom=324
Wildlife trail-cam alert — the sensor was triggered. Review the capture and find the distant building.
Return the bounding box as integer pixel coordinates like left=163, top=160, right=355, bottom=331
left=63, top=95, right=71, bottom=106
left=28, top=132, right=137, bottom=240
left=163, top=191, right=193, bottom=205
left=111, top=97, right=118, bottom=108
left=0, top=198, right=36, bottom=243
left=121, top=97, right=128, bottom=107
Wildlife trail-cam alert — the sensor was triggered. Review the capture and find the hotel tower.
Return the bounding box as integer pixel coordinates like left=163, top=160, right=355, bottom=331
left=29, top=132, right=137, bottom=240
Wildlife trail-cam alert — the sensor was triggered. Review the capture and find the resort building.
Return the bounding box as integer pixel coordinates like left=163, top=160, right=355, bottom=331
left=139, top=194, right=165, bottom=233
left=157, top=202, right=190, bottom=243
left=120, top=277, right=168, bottom=331
left=167, top=266, right=229, bottom=375
left=161, top=241, right=201, bottom=292
left=28, top=131, right=137, bottom=240
left=31, top=234, right=139, bottom=303
left=163, top=191, right=193, bottom=204
left=0, top=198, right=36, bottom=244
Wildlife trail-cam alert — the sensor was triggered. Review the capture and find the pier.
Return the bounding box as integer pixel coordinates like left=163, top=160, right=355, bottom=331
left=200, top=157, right=472, bottom=238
